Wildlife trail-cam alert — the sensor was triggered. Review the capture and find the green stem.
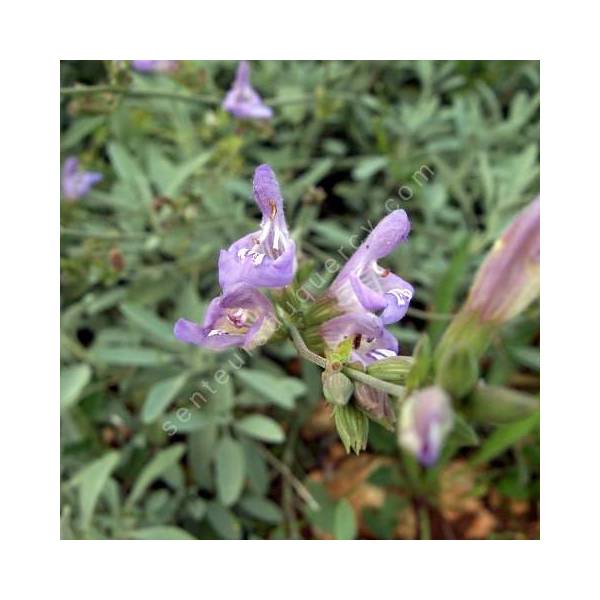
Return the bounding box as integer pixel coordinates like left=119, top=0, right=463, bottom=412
left=288, top=325, right=406, bottom=397
left=60, top=85, right=219, bottom=106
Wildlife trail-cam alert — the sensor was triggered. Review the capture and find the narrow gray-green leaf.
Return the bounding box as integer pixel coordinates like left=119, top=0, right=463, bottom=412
left=69, top=451, right=120, bottom=531
left=142, top=374, right=189, bottom=424
left=215, top=437, right=246, bottom=506
left=234, top=415, right=285, bottom=443
left=234, top=369, right=306, bottom=409
left=126, top=444, right=185, bottom=506
left=128, top=526, right=195, bottom=540
left=60, top=364, right=92, bottom=410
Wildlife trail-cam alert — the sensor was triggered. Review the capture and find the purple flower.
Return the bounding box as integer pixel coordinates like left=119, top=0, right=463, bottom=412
left=173, top=284, right=277, bottom=351
left=222, top=61, right=273, bottom=120
left=218, top=164, right=296, bottom=290
left=320, top=312, right=399, bottom=427
left=132, top=60, right=178, bottom=73
left=61, top=157, right=103, bottom=200
left=466, top=197, right=540, bottom=323
left=398, top=386, right=453, bottom=466
left=329, top=210, right=414, bottom=325
left=320, top=311, right=399, bottom=366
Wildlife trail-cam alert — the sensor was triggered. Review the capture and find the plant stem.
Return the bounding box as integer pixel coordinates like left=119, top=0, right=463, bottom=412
left=288, top=324, right=406, bottom=397
left=60, top=85, right=219, bottom=106
left=260, top=448, right=320, bottom=512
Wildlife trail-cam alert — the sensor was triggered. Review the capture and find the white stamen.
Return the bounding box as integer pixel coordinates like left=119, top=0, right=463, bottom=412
left=208, top=329, right=225, bottom=337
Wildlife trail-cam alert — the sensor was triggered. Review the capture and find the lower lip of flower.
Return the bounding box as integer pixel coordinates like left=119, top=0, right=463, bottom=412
left=208, top=308, right=256, bottom=337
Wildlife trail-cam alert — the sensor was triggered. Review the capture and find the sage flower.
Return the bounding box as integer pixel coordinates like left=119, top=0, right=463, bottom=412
left=321, top=312, right=398, bottom=427
left=61, top=157, right=102, bottom=200
left=173, top=284, right=277, bottom=351
left=465, top=197, right=540, bottom=323
left=132, top=60, right=178, bottom=73
left=329, top=210, right=414, bottom=325
left=222, top=61, right=273, bottom=120
left=218, top=164, right=296, bottom=290
left=398, top=386, right=453, bottom=466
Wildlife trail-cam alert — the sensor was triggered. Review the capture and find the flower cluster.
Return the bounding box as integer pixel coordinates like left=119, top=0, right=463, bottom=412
left=173, top=163, right=427, bottom=456
left=173, top=164, right=294, bottom=351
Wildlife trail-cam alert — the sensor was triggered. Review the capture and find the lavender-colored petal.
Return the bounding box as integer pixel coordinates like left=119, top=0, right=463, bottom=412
left=222, top=61, right=273, bottom=120
left=62, top=158, right=102, bottom=200
left=217, top=164, right=295, bottom=290
left=349, top=274, right=387, bottom=312
left=320, top=312, right=383, bottom=350
left=132, top=60, right=178, bottom=73
left=253, top=164, right=285, bottom=222
left=332, top=210, right=411, bottom=285
left=218, top=239, right=296, bottom=290
left=173, top=285, right=276, bottom=351
left=327, top=210, right=413, bottom=325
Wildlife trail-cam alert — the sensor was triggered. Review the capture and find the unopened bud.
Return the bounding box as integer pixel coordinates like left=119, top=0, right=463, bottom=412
left=334, top=404, right=369, bottom=455
left=354, top=383, right=395, bottom=431
left=436, top=345, right=479, bottom=400
left=322, top=371, right=354, bottom=406
left=398, top=386, right=453, bottom=467
left=367, top=356, right=413, bottom=384
left=469, top=381, right=539, bottom=424
left=466, top=197, right=540, bottom=324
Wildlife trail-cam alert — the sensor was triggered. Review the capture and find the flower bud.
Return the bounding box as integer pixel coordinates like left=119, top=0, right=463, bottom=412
left=322, top=371, right=354, bottom=406
left=354, top=383, right=395, bottom=431
left=435, top=345, right=479, bottom=400
left=466, top=197, right=540, bottom=324
left=334, top=404, right=369, bottom=455
left=398, top=386, right=453, bottom=466
left=468, top=381, right=540, bottom=424
left=366, top=356, right=413, bottom=384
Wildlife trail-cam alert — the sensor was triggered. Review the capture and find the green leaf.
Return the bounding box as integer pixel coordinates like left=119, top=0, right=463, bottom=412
left=164, top=151, right=213, bottom=197
left=233, top=369, right=306, bottom=410
left=128, top=526, right=195, bottom=540
left=60, top=363, right=92, bottom=410
left=120, top=302, right=180, bottom=348
left=126, top=444, right=185, bottom=507
left=108, top=142, right=153, bottom=206
left=352, top=156, right=389, bottom=180
left=234, top=415, right=285, bottom=443
left=450, top=413, right=480, bottom=447
left=333, top=499, right=357, bottom=540
left=471, top=412, right=539, bottom=466
left=88, top=346, right=174, bottom=367
left=215, top=437, right=246, bottom=506
left=61, top=115, right=105, bottom=149
left=239, top=496, right=283, bottom=524
left=141, top=374, right=189, bottom=424
left=69, top=451, right=120, bottom=531
left=206, top=503, right=242, bottom=540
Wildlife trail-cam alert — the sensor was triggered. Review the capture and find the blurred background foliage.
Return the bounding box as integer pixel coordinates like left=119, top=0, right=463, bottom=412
left=60, top=60, right=539, bottom=540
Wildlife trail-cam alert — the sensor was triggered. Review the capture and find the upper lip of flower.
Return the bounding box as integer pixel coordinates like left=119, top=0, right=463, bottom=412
left=330, top=210, right=414, bottom=325
left=218, top=164, right=296, bottom=290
